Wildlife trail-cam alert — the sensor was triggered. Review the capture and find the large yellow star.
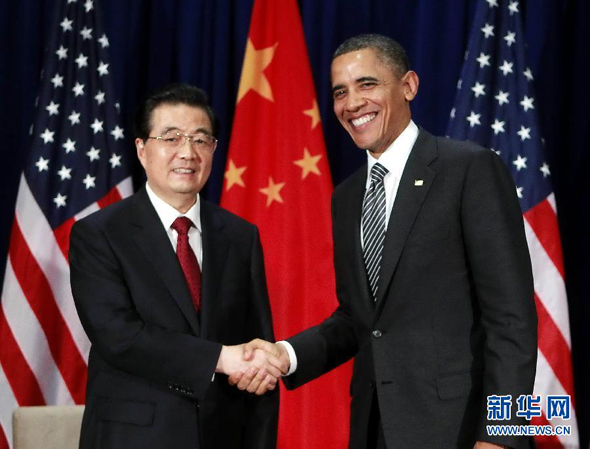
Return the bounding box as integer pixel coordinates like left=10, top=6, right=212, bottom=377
left=293, top=148, right=322, bottom=179
left=303, top=99, right=321, bottom=129
left=224, top=159, right=247, bottom=191
left=259, top=177, right=285, bottom=207
left=237, top=39, right=278, bottom=104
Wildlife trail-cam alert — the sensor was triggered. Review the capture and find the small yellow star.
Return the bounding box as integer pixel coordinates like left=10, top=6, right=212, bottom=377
left=303, top=99, right=321, bottom=129
left=237, top=39, right=278, bottom=104
left=293, top=148, right=322, bottom=179
left=259, top=177, right=285, bottom=207
left=224, top=159, right=247, bottom=191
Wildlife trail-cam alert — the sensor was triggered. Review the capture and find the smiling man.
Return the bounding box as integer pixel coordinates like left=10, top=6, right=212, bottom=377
left=238, top=34, right=537, bottom=449
left=69, top=83, right=281, bottom=448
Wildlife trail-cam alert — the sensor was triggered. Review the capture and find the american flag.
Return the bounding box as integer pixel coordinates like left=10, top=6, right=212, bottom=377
left=0, top=1, right=132, bottom=447
left=447, top=1, right=578, bottom=447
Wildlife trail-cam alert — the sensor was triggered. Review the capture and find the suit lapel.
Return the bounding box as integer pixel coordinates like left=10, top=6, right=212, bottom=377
left=375, top=130, right=438, bottom=313
left=199, top=202, right=230, bottom=338
left=130, top=188, right=201, bottom=335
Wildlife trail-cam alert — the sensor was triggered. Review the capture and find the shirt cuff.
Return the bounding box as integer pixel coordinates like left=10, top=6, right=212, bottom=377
left=276, top=341, right=297, bottom=376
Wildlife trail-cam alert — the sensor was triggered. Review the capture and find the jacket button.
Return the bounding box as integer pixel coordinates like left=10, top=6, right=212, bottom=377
left=372, top=330, right=382, bottom=338
left=369, top=381, right=375, bottom=388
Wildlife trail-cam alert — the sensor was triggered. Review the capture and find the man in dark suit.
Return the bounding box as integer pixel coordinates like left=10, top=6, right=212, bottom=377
left=69, top=84, right=283, bottom=449
left=236, top=34, right=537, bottom=449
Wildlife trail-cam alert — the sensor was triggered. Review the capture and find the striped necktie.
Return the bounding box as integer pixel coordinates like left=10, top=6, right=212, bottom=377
left=362, top=162, right=388, bottom=300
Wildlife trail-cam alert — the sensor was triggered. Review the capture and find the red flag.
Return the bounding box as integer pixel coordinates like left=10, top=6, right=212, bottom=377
left=220, top=0, right=352, bottom=447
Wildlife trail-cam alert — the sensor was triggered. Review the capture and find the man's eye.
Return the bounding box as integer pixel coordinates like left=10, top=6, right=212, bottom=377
left=164, top=137, right=178, bottom=143
left=333, top=90, right=346, bottom=99
left=361, top=82, right=376, bottom=88
left=193, top=138, right=206, bottom=145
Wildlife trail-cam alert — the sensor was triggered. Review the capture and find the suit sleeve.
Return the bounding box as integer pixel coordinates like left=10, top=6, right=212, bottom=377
left=461, top=148, right=537, bottom=447
left=242, top=227, right=279, bottom=449
left=69, top=218, right=222, bottom=402
left=283, top=306, right=357, bottom=390
left=282, top=194, right=359, bottom=390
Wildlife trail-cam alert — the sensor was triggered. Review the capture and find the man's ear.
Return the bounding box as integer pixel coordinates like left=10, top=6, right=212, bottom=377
left=403, top=71, right=419, bottom=101
left=136, top=138, right=147, bottom=168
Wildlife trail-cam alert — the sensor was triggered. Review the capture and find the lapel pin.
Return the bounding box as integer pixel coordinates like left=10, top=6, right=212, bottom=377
left=414, top=179, right=424, bottom=186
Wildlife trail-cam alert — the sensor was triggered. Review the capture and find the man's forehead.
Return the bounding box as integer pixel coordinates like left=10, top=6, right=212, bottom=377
left=331, top=62, right=383, bottom=88
left=332, top=48, right=384, bottom=73
left=332, top=47, right=379, bottom=65
left=152, top=102, right=205, bottom=116
left=151, top=103, right=211, bottom=128
left=331, top=52, right=400, bottom=88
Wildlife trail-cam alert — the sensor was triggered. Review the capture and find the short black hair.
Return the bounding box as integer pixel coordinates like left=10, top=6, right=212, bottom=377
left=333, top=34, right=409, bottom=77
left=134, top=83, right=217, bottom=140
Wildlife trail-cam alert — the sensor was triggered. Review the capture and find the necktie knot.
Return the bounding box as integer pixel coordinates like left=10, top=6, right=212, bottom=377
left=370, top=162, right=388, bottom=183
left=171, top=216, right=193, bottom=235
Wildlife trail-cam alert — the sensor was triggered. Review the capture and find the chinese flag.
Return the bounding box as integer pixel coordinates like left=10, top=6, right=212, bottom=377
left=220, top=0, right=352, bottom=447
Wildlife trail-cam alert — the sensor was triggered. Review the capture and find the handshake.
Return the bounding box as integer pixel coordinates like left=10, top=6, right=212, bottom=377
left=215, top=339, right=291, bottom=395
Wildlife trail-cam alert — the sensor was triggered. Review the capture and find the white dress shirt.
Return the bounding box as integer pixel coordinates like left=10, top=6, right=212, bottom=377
left=146, top=183, right=214, bottom=380
left=145, top=182, right=203, bottom=267
left=280, top=120, right=419, bottom=376
left=361, top=120, right=418, bottom=247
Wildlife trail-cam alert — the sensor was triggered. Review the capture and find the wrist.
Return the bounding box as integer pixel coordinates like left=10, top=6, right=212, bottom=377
left=215, top=345, right=230, bottom=374
left=276, top=341, right=296, bottom=375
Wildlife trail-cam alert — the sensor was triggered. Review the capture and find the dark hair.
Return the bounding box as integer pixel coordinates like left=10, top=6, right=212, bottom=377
left=134, top=83, right=217, bottom=140
left=333, top=34, right=409, bottom=77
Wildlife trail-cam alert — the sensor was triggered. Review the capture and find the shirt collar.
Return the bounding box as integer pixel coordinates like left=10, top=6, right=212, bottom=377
left=145, top=182, right=202, bottom=233
left=366, top=120, right=419, bottom=186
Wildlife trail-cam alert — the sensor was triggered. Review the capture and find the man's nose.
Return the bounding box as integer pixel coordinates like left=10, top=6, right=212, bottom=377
left=177, top=137, right=199, bottom=159
left=345, top=90, right=366, bottom=111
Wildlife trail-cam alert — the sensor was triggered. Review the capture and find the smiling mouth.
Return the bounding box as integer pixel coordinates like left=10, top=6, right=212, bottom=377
left=351, top=113, right=376, bottom=127
left=173, top=168, right=195, bottom=174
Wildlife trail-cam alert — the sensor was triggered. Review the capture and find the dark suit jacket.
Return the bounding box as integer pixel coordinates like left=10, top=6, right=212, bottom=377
left=70, top=187, right=278, bottom=449
left=284, top=130, right=537, bottom=449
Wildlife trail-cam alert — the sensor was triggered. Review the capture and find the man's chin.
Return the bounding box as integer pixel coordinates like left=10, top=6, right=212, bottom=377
left=351, top=139, right=375, bottom=152
left=346, top=131, right=373, bottom=150
left=172, top=184, right=202, bottom=196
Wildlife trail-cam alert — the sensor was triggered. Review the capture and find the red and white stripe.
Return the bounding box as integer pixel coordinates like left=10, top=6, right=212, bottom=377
left=524, top=193, right=579, bottom=448
left=0, top=176, right=132, bottom=449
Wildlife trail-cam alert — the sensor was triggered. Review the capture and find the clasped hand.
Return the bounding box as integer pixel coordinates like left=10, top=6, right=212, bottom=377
left=216, top=339, right=290, bottom=395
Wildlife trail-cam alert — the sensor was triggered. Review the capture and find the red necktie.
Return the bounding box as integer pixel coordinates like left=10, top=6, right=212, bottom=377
left=171, top=217, right=201, bottom=312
